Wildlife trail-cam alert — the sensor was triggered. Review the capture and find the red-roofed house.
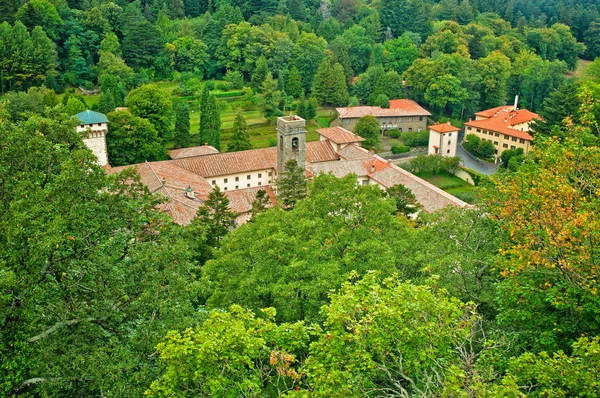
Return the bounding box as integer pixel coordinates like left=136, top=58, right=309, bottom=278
left=464, top=105, right=541, bottom=158
left=428, top=122, right=461, bottom=157
left=332, top=99, right=431, bottom=133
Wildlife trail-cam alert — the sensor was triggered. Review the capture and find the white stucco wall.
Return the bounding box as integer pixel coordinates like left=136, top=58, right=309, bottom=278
left=428, top=130, right=457, bottom=157
left=208, top=169, right=275, bottom=191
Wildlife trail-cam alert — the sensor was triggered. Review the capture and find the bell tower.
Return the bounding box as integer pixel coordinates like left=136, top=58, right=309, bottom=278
left=276, top=114, right=306, bottom=175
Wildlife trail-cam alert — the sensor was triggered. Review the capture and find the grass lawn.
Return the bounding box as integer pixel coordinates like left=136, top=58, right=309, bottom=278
left=565, top=58, right=593, bottom=80
left=415, top=171, right=478, bottom=204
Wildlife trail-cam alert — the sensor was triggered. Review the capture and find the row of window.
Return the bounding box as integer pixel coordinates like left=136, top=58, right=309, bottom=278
left=470, top=127, right=526, bottom=144
left=211, top=172, right=273, bottom=185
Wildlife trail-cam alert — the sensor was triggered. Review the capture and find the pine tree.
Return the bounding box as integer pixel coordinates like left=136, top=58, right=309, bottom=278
left=251, top=55, right=269, bottom=90
left=0, top=0, right=19, bottom=24
left=29, top=26, right=56, bottom=85
left=196, top=186, right=235, bottom=245
left=277, top=159, right=307, bottom=209
left=311, top=53, right=349, bottom=106
left=286, top=66, right=303, bottom=98
left=173, top=100, right=191, bottom=149
left=306, top=97, right=317, bottom=120
left=97, top=91, right=116, bottom=114
left=251, top=189, right=271, bottom=218
left=227, top=110, right=252, bottom=152
left=288, top=0, right=306, bottom=21
left=199, top=94, right=221, bottom=150
left=297, top=95, right=308, bottom=119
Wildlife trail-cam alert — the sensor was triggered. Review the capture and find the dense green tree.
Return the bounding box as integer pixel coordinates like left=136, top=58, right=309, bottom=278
left=97, top=90, right=115, bottom=114
left=64, top=96, right=87, bottom=115
left=311, top=52, right=349, bottom=106
left=126, top=84, right=174, bottom=142
left=531, top=81, right=582, bottom=137
left=288, top=0, right=306, bottom=21
left=286, top=66, right=303, bottom=98
left=198, top=94, right=221, bottom=150
left=379, top=0, right=430, bottom=38
left=203, top=174, right=413, bottom=322
left=353, top=115, right=381, bottom=149
left=16, top=0, right=62, bottom=40
left=305, top=96, right=317, bottom=120
left=293, top=32, right=327, bottom=92
left=106, top=110, right=167, bottom=166
left=99, top=74, right=126, bottom=107
left=382, top=34, right=419, bottom=75
left=0, top=109, right=201, bottom=397
left=277, top=159, right=307, bottom=209
left=173, top=100, right=191, bottom=149
left=499, top=147, right=524, bottom=169
left=385, top=184, right=421, bottom=216
left=250, top=189, right=271, bottom=217
left=425, top=74, right=468, bottom=116
left=195, top=186, right=236, bottom=247
left=583, top=19, right=600, bottom=59
left=228, top=110, right=252, bottom=152
left=217, top=22, right=273, bottom=76
left=224, top=69, right=245, bottom=89
left=0, top=0, right=19, bottom=24
left=167, top=36, right=209, bottom=74
left=251, top=54, right=269, bottom=90
left=96, top=51, right=135, bottom=88
left=478, top=51, right=512, bottom=108
left=121, top=1, right=163, bottom=69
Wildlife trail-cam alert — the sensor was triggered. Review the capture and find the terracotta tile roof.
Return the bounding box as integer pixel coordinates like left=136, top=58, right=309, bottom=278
left=316, top=126, right=365, bottom=144
left=172, top=147, right=277, bottom=177
left=336, top=103, right=431, bottom=119
left=338, top=144, right=374, bottom=160
left=225, top=186, right=276, bottom=215
left=169, top=145, right=220, bottom=159
left=306, top=140, right=340, bottom=163
left=368, top=161, right=469, bottom=213
left=429, top=122, right=461, bottom=133
left=465, top=106, right=540, bottom=141
left=309, top=159, right=374, bottom=178
left=388, top=99, right=432, bottom=115
left=474, top=106, right=512, bottom=118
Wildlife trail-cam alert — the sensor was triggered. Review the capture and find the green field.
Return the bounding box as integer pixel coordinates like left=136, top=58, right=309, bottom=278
left=415, top=171, right=478, bottom=204
left=566, top=58, right=593, bottom=80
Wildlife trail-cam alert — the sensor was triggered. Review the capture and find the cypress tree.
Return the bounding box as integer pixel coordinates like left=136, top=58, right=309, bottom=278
left=251, top=189, right=271, bottom=218
left=311, top=53, right=349, bottom=106
left=199, top=94, right=221, bottom=150
left=173, top=100, right=191, bottom=149
left=227, top=110, right=252, bottom=152
left=297, top=95, right=308, bottom=119
left=306, top=96, right=317, bottom=120
left=196, top=186, right=235, bottom=246
left=286, top=66, right=303, bottom=98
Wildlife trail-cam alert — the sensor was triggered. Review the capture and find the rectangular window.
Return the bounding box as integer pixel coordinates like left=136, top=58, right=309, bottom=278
left=224, top=178, right=228, bottom=183
left=247, top=175, right=251, bottom=180
left=512, top=137, right=517, bottom=142
left=268, top=171, right=272, bottom=176
left=258, top=173, right=262, bottom=178
left=519, top=139, right=525, bottom=144
left=482, top=131, right=486, bottom=135
left=362, top=180, right=369, bottom=186
left=511, top=145, right=516, bottom=149
left=419, top=116, right=423, bottom=121
left=258, top=182, right=262, bottom=186
left=494, top=141, right=498, bottom=145
left=495, top=133, right=500, bottom=137
left=224, top=187, right=228, bottom=191
left=211, top=180, right=216, bottom=185
left=235, top=185, right=238, bottom=189
left=503, top=143, right=508, bottom=148
left=247, top=183, right=250, bottom=187
left=268, top=180, right=272, bottom=183
left=448, top=140, right=451, bottom=145
left=468, top=127, right=472, bottom=131
left=235, top=176, right=239, bottom=182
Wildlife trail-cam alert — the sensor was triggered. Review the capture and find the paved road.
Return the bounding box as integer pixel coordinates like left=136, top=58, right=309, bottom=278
left=456, top=133, right=500, bottom=176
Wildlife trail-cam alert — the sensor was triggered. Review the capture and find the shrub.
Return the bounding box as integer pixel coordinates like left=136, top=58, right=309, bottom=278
left=391, top=142, right=410, bottom=154
left=388, top=129, right=401, bottom=139
left=401, top=130, right=429, bottom=147
left=268, top=137, right=277, bottom=147
left=224, top=70, right=245, bottom=89
left=439, top=181, right=465, bottom=190
left=204, top=81, right=215, bottom=90
left=215, top=81, right=233, bottom=91
left=452, top=190, right=477, bottom=203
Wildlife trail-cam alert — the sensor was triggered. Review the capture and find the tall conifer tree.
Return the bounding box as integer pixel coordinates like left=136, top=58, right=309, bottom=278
left=227, top=110, right=252, bottom=152
left=173, top=100, right=191, bottom=149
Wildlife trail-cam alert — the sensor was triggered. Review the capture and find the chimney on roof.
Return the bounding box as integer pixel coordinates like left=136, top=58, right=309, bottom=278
left=370, top=164, right=375, bottom=173
left=447, top=121, right=451, bottom=125
left=468, top=117, right=472, bottom=122
left=204, top=142, right=208, bottom=146
left=185, top=186, right=195, bottom=199
left=514, top=95, right=519, bottom=110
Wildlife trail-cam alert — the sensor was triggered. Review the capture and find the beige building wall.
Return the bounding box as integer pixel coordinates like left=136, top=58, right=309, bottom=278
left=336, top=116, right=427, bottom=133
left=208, top=169, right=275, bottom=192
left=465, top=126, right=531, bottom=157
left=77, top=123, right=108, bottom=166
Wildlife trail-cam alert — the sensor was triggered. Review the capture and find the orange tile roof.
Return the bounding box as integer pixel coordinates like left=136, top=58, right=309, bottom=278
left=169, top=145, right=220, bottom=159
left=388, top=99, right=431, bottom=115
left=429, top=122, right=461, bottom=133
left=307, top=140, right=340, bottom=163
left=465, top=107, right=541, bottom=141
left=316, top=126, right=365, bottom=144
left=225, top=186, right=276, bottom=216
left=369, top=161, right=469, bottom=213
left=336, top=102, right=431, bottom=119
